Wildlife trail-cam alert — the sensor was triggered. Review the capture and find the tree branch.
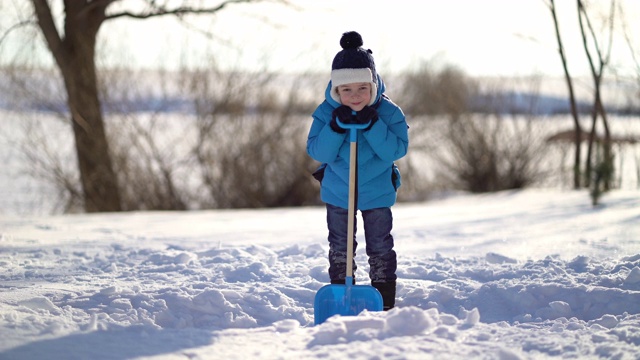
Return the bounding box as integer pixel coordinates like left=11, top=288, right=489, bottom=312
left=0, top=19, right=35, bottom=47
left=617, top=1, right=640, bottom=80
left=31, top=0, right=64, bottom=65
left=77, top=0, right=118, bottom=21
left=104, top=0, right=255, bottom=20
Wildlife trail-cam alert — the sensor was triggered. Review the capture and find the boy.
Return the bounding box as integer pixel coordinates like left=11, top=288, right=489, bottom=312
left=306, top=31, right=409, bottom=310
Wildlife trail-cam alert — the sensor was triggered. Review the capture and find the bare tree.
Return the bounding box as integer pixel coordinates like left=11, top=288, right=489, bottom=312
left=617, top=1, right=640, bottom=92
left=401, top=62, right=476, bottom=118
left=619, top=4, right=640, bottom=116
left=546, top=0, right=583, bottom=189
left=577, top=0, right=617, bottom=194
left=4, top=0, right=285, bottom=212
left=432, top=78, right=550, bottom=193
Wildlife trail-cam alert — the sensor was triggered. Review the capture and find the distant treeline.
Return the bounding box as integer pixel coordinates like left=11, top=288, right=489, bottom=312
left=1, top=68, right=638, bottom=117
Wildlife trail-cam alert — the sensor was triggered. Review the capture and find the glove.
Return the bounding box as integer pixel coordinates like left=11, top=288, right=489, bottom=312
left=330, top=105, right=355, bottom=134
left=356, top=106, right=378, bottom=131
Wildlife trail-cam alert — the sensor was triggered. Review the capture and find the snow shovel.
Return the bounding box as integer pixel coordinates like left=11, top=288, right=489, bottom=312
left=314, top=117, right=383, bottom=325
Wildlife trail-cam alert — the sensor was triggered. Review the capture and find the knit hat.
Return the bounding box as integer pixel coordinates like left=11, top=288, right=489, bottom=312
left=330, top=31, right=378, bottom=106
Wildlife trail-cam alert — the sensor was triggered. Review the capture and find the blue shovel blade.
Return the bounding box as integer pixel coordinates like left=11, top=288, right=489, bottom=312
left=314, top=284, right=383, bottom=325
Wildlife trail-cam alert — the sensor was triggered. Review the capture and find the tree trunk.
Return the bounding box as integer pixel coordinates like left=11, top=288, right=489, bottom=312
left=32, top=0, right=121, bottom=212
left=62, top=43, right=122, bottom=212
left=577, top=0, right=615, bottom=191
left=549, top=0, right=582, bottom=189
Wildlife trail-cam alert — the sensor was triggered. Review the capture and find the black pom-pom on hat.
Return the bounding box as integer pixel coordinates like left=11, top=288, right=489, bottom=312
left=331, top=31, right=375, bottom=72
left=340, top=31, right=363, bottom=50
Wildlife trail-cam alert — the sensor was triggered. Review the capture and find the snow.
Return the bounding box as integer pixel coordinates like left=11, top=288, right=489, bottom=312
left=1, top=189, right=640, bottom=359
left=1, top=107, right=640, bottom=359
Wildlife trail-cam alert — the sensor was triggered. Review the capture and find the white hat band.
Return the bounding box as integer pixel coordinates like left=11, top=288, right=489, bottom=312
left=331, top=68, right=374, bottom=87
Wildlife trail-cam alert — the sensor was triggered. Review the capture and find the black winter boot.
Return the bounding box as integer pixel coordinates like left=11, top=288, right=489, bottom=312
left=372, top=281, right=396, bottom=310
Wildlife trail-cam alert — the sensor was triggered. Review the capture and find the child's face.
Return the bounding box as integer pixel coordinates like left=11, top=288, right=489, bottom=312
left=337, top=82, right=371, bottom=111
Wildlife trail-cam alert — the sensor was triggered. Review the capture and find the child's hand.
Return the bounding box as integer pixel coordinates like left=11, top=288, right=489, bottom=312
left=356, top=106, right=379, bottom=130
left=330, top=105, right=354, bottom=133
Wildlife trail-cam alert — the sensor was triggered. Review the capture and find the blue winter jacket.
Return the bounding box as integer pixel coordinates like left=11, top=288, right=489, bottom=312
left=306, top=76, right=409, bottom=210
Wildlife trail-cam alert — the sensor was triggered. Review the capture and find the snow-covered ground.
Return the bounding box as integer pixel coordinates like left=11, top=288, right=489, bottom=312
left=1, top=189, right=640, bottom=359
left=2, top=109, right=640, bottom=359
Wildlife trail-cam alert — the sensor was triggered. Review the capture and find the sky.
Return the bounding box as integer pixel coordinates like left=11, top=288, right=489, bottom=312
left=2, top=0, right=639, bottom=78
